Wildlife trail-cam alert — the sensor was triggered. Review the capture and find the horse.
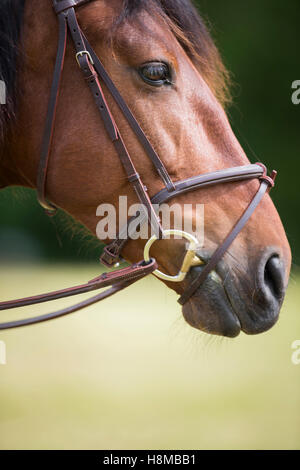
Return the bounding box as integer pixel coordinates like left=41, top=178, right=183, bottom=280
left=0, top=0, right=291, bottom=337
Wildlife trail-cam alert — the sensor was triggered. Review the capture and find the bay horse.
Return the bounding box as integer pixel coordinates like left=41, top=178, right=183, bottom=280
left=0, top=0, right=291, bottom=337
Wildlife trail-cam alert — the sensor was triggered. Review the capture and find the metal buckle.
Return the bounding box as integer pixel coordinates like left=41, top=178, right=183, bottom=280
left=143, top=229, right=204, bottom=282
left=75, top=50, right=94, bottom=66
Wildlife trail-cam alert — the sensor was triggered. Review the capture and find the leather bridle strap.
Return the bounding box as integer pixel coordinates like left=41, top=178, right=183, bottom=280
left=100, top=163, right=270, bottom=266
left=82, top=33, right=175, bottom=192
left=37, top=1, right=174, bottom=226
left=0, top=286, right=125, bottom=330
left=0, top=259, right=157, bottom=330
left=53, top=0, right=89, bottom=13
left=66, top=6, right=164, bottom=236
left=36, top=11, right=67, bottom=214
left=178, top=166, right=277, bottom=304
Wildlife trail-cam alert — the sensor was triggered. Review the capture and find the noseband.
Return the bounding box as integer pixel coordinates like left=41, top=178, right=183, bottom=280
left=0, top=0, right=277, bottom=329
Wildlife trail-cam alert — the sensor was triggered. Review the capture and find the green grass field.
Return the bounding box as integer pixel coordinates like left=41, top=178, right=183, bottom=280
left=0, top=264, right=299, bottom=449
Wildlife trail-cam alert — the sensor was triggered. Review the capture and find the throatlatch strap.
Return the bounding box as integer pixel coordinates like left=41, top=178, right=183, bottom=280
left=36, top=12, right=67, bottom=214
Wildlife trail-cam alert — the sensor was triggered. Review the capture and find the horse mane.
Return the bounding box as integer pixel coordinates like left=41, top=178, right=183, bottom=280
left=0, top=0, right=25, bottom=147
left=115, top=0, right=231, bottom=107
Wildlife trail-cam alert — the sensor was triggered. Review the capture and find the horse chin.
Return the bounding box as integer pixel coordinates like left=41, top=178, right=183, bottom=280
left=181, top=274, right=242, bottom=338
left=181, top=262, right=283, bottom=337
left=182, top=298, right=241, bottom=338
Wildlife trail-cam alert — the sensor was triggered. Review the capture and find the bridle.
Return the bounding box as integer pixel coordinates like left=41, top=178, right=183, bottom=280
left=0, top=0, right=277, bottom=330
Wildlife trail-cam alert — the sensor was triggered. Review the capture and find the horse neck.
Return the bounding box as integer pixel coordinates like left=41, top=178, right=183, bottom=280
left=0, top=2, right=54, bottom=191
left=0, top=136, right=15, bottom=188
left=0, top=126, right=33, bottom=189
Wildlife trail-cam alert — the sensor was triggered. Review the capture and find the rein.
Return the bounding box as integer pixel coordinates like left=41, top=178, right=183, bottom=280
left=0, top=0, right=277, bottom=329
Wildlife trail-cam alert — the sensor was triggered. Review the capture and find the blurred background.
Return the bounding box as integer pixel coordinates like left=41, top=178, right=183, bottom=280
left=0, top=0, right=299, bottom=450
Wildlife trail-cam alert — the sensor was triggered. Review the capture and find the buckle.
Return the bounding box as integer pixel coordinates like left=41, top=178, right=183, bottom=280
left=256, top=163, right=277, bottom=189
left=100, top=246, right=121, bottom=268
left=75, top=50, right=94, bottom=67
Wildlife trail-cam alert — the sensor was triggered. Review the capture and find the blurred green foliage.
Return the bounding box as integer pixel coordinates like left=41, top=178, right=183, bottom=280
left=0, top=0, right=299, bottom=262
left=197, top=0, right=300, bottom=263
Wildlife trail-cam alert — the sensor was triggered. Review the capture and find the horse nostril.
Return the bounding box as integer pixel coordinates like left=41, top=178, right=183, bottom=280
left=263, top=254, right=285, bottom=302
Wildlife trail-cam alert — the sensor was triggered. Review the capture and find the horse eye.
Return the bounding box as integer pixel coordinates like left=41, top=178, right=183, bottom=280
left=139, top=62, right=171, bottom=86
